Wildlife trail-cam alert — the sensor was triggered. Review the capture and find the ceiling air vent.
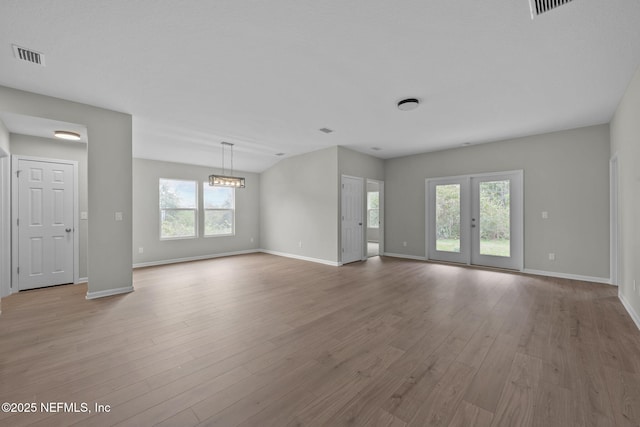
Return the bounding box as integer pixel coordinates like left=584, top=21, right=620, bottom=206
left=529, top=0, right=574, bottom=18
left=12, top=44, right=45, bottom=66
left=319, top=128, right=334, bottom=134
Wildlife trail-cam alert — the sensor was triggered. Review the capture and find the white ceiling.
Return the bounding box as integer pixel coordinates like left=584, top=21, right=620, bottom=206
left=1, top=0, right=639, bottom=172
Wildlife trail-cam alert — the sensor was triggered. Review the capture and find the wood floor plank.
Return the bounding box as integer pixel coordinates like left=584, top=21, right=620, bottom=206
left=0, top=253, right=634, bottom=427
left=603, top=366, right=640, bottom=427
left=490, top=352, right=543, bottom=427
left=447, top=400, right=494, bottom=427
left=406, top=361, right=476, bottom=427
left=463, top=333, right=520, bottom=413
left=532, top=381, right=578, bottom=427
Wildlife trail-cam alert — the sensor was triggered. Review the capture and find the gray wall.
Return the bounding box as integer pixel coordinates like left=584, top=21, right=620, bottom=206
left=10, top=134, right=88, bottom=279
left=0, top=85, right=132, bottom=295
left=338, top=146, right=385, bottom=182
left=133, top=158, right=260, bottom=265
left=260, top=146, right=339, bottom=263
left=611, top=64, right=640, bottom=318
left=385, top=124, right=610, bottom=279
left=0, top=119, right=9, bottom=301
left=0, top=118, right=8, bottom=154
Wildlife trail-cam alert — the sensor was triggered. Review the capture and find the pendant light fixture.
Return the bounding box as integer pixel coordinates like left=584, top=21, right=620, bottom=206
left=209, top=142, right=246, bottom=188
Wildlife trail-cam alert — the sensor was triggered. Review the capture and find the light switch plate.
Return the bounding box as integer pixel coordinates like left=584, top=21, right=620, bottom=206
left=80, top=211, right=88, bottom=220
left=115, top=212, right=123, bottom=221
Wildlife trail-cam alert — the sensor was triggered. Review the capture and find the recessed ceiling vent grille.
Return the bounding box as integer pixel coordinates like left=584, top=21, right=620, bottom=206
left=12, top=45, right=45, bottom=66
left=529, top=0, right=574, bottom=18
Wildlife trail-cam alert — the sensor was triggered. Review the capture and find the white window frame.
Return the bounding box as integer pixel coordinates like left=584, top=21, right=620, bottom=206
left=203, top=183, right=235, bottom=237
left=159, top=178, right=198, bottom=240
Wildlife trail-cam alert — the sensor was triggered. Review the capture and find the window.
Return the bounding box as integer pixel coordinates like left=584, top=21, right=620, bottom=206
left=367, top=191, right=379, bottom=228
left=159, top=179, right=197, bottom=239
left=203, top=184, right=235, bottom=236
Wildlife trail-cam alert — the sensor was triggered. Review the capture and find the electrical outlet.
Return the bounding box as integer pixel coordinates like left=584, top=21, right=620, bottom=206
left=138, top=247, right=144, bottom=254
left=548, top=253, right=555, bottom=261
left=634, top=279, right=637, bottom=292
left=299, top=241, right=302, bottom=248
left=403, top=241, right=407, bottom=247
left=542, top=211, right=548, bottom=219
left=250, top=237, right=254, bottom=243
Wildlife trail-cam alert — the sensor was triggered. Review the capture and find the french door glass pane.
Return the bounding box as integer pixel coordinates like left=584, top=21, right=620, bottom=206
left=479, top=180, right=510, bottom=257
left=435, top=184, right=461, bottom=252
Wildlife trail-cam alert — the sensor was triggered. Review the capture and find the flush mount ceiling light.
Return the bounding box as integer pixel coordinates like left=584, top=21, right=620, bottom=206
left=54, top=130, right=81, bottom=141
left=397, top=98, right=420, bottom=111
left=209, top=142, right=246, bottom=188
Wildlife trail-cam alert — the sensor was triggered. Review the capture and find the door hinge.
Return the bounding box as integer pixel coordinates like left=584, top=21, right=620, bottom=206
left=16, top=170, right=21, bottom=178
left=17, top=267, right=19, bottom=274
left=16, top=218, right=19, bottom=226
left=342, top=247, right=344, bottom=252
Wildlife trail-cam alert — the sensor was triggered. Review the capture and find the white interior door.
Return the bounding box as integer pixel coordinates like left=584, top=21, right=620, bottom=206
left=470, top=172, right=523, bottom=270
left=341, top=175, right=364, bottom=264
left=427, top=171, right=523, bottom=270
left=16, top=158, right=75, bottom=290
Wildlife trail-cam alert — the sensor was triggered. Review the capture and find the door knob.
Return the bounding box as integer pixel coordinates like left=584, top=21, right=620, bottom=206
left=358, top=223, right=362, bottom=226
left=65, top=228, right=72, bottom=232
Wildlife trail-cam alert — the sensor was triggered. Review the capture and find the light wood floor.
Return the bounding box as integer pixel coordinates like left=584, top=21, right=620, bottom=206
left=1, top=254, right=640, bottom=426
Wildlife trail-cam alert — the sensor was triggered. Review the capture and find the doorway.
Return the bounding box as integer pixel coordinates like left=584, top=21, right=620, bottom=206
left=610, top=156, right=620, bottom=286
left=426, top=170, right=523, bottom=270
left=366, top=180, right=383, bottom=257
left=12, top=155, right=79, bottom=290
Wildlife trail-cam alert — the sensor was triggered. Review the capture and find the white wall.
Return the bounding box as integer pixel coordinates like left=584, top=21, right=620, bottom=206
left=385, top=124, right=611, bottom=280
left=611, top=64, right=640, bottom=325
left=10, top=134, right=88, bottom=279
left=260, top=147, right=339, bottom=263
left=133, top=158, right=260, bottom=265
left=0, top=85, right=132, bottom=296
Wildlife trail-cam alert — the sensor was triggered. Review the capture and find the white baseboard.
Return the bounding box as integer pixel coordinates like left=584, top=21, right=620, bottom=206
left=522, top=269, right=611, bottom=285
left=619, top=290, right=640, bottom=331
left=259, top=249, right=341, bottom=266
left=86, top=285, right=134, bottom=300
left=382, top=252, right=427, bottom=261
left=76, top=277, right=88, bottom=284
left=133, top=249, right=260, bottom=268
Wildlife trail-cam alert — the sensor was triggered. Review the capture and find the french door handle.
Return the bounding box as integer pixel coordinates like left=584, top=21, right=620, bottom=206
left=65, top=228, right=72, bottom=232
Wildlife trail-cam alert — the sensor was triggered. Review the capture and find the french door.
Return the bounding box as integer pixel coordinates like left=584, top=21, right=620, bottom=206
left=427, top=171, right=523, bottom=270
